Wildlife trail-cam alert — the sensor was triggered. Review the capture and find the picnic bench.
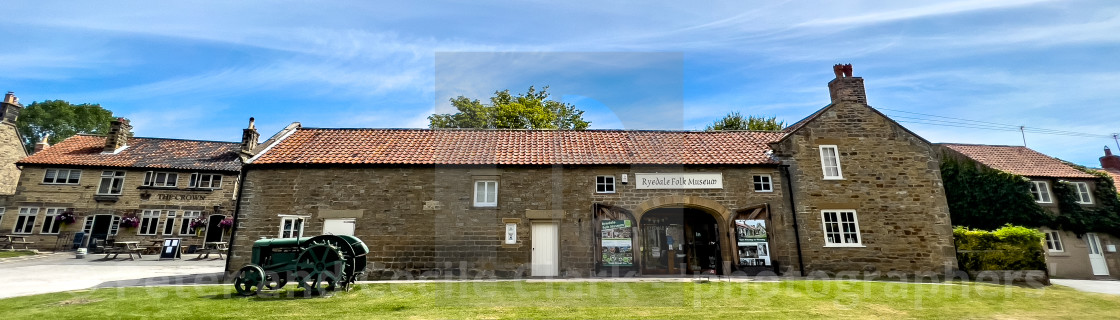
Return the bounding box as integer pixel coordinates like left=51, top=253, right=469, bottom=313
left=196, top=241, right=228, bottom=259
left=3, top=235, right=33, bottom=250
left=104, top=241, right=144, bottom=260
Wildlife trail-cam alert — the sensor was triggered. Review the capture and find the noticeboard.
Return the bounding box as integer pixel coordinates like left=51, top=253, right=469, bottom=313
left=159, top=238, right=182, bottom=260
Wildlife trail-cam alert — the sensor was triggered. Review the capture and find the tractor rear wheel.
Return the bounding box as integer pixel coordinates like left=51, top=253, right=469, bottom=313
left=295, top=243, right=346, bottom=295
left=233, top=265, right=265, bottom=296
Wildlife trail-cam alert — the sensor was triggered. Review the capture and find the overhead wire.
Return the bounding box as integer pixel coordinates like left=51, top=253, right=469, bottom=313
left=878, top=107, right=1115, bottom=139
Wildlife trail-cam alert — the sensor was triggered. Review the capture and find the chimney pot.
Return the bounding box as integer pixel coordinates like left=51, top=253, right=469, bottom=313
left=1, top=91, right=23, bottom=124
left=1101, top=146, right=1120, bottom=171
left=241, top=117, right=260, bottom=155
left=828, top=64, right=866, bottom=105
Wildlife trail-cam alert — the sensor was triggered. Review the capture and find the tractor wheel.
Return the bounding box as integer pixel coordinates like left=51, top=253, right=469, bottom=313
left=295, top=243, right=346, bottom=295
left=233, top=265, right=265, bottom=296
left=304, top=235, right=362, bottom=287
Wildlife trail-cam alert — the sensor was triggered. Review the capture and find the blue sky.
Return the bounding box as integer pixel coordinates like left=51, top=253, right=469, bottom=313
left=2, top=1, right=1118, bottom=166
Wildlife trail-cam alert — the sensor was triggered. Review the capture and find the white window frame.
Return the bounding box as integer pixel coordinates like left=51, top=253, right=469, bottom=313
left=142, top=171, right=179, bottom=188
left=189, top=173, right=223, bottom=189
left=819, top=145, right=844, bottom=180
left=753, top=174, right=773, bottom=192
left=0, top=208, right=5, bottom=229
left=97, top=171, right=126, bottom=195
left=40, top=208, right=65, bottom=234
left=279, top=215, right=307, bottom=238
left=1072, top=182, right=1093, bottom=204
left=821, top=209, right=863, bottom=247
left=139, top=210, right=161, bottom=235
left=179, top=211, right=202, bottom=236
left=1030, top=181, right=1052, bottom=203
left=596, top=175, right=615, bottom=193
left=1044, top=230, right=1064, bottom=253
left=13, top=207, right=39, bottom=234
left=474, top=180, right=498, bottom=207
left=162, top=211, right=177, bottom=236
left=43, top=168, right=81, bottom=184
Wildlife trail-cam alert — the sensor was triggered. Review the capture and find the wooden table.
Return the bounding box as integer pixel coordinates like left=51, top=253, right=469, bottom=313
left=142, top=240, right=164, bottom=255
left=105, top=241, right=144, bottom=260
left=3, top=235, right=32, bottom=250
left=197, top=242, right=228, bottom=259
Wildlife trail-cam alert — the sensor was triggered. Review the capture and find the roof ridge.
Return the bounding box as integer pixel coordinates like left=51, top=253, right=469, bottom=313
left=297, top=127, right=784, bottom=133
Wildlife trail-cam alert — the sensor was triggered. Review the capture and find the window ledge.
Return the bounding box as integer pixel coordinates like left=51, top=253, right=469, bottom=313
left=93, top=195, right=121, bottom=202
left=822, top=177, right=845, bottom=181
left=137, top=186, right=180, bottom=190
left=755, top=190, right=774, bottom=193
left=1047, top=252, right=1071, bottom=257
left=40, top=183, right=80, bottom=186
left=471, top=206, right=499, bottom=210
left=823, top=244, right=865, bottom=248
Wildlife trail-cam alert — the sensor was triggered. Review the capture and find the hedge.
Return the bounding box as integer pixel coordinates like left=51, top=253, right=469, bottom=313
left=954, top=225, right=1047, bottom=271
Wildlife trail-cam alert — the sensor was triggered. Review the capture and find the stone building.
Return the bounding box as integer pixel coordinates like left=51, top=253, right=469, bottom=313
left=228, top=70, right=958, bottom=279
left=941, top=144, right=1120, bottom=279
left=0, top=92, right=28, bottom=195
left=1, top=118, right=281, bottom=252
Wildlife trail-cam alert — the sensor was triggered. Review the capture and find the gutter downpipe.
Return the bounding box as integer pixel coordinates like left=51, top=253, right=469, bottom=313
left=223, top=166, right=250, bottom=282
left=780, top=164, right=806, bottom=277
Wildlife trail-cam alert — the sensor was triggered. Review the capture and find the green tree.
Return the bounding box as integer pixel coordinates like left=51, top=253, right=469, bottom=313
left=429, top=86, right=590, bottom=130
left=16, top=100, right=116, bottom=153
left=704, top=112, right=785, bottom=131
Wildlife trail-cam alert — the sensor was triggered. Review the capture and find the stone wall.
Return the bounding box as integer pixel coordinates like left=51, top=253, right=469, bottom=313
left=770, top=77, right=958, bottom=275
left=0, top=123, right=25, bottom=195
left=1, top=165, right=239, bottom=250
left=230, top=165, right=793, bottom=278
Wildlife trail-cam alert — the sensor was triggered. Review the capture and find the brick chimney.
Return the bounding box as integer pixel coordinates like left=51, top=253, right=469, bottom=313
left=1101, top=146, right=1120, bottom=171
left=33, top=134, right=50, bottom=154
left=241, top=117, right=259, bottom=154
left=828, top=64, right=867, bottom=105
left=1, top=91, right=23, bottom=125
left=103, top=118, right=132, bottom=153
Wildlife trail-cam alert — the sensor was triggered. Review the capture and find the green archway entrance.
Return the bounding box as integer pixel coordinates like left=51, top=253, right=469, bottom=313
left=639, top=207, right=723, bottom=275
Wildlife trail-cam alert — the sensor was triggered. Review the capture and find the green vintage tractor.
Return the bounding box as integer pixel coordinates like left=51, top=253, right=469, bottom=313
left=232, top=235, right=369, bottom=296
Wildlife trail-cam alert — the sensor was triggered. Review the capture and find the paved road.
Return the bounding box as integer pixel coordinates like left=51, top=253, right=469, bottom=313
left=0, top=252, right=225, bottom=299
left=1051, top=279, right=1120, bottom=295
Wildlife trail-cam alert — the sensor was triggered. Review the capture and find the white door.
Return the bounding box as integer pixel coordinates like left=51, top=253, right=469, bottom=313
left=531, top=222, right=559, bottom=277
left=1086, top=233, right=1110, bottom=276
left=323, top=219, right=356, bottom=236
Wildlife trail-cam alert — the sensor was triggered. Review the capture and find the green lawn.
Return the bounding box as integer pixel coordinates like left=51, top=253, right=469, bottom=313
left=0, top=251, right=35, bottom=259
left=1, top=281, right=1117, bottom=319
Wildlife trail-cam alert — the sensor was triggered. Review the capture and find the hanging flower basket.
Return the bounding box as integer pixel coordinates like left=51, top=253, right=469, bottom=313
left=120, top=215, right=140, bottom=228
left=191, top=218, right=208, bottom=236
left=218, top=218, right=234, bottom=229
left=55, top=210, right=77, bottom=225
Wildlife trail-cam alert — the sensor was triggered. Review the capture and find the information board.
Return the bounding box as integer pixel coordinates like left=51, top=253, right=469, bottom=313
left=159, top=238, right=182, bottom=260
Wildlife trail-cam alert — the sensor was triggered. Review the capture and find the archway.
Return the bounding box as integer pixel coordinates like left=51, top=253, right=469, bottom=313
left=639, top=207, right=724, bottom=275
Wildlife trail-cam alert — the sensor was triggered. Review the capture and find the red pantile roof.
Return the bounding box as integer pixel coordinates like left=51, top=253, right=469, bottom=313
left=18, top=135, right=241, bottom=171
left=251, top=129, right=784, bottom=165
left=1097, top=169, right=1120, bottom=191
left=941, top=143, right=1095, bottom=179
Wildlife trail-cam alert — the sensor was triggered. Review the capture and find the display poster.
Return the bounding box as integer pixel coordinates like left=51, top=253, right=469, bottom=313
left=601, top=220, right=634, bottom=266
left=735, top=219, right=771, bottom=266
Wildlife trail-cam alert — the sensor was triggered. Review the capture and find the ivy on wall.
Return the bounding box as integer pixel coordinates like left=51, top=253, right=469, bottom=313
left=1050, top=168, right=1120, bottom=237
left=941, top=155, right=1120, bottom=237
left=940, top=156, right=1052, bottom=230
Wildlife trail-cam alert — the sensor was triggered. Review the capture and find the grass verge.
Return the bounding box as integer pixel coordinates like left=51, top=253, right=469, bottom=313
left=0, top=280, right=1117, bottom=319
left=0, top=251, right=36, bottom=259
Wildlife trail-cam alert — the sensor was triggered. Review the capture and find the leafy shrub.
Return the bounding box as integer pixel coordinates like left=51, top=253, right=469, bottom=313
left=954, top=225, right=1046, bottom=271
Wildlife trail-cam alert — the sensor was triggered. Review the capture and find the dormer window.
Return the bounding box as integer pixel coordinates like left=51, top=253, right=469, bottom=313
left=143, top=171, right=178, bottom=188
